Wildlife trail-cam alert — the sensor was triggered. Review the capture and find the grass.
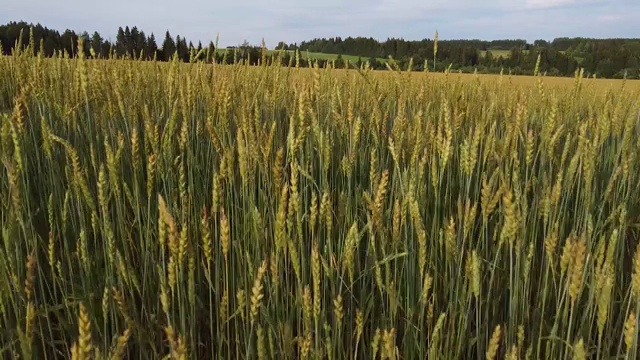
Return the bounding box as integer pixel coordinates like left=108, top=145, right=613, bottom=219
left=288, top=50, right=386, bottom=63
left=216, top=47, right=388, bottom=64
left=480, top=49, right=516, bottom=58
left=217, top=46, right=570, bottom=66
left=1, top=40, right=640, bottom=359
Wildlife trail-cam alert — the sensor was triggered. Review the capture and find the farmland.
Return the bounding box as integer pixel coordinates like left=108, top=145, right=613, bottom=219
left=480, top=50, right=516, bottom=58
left=1, top=42, right=640, bottom=360
left=217, top=47, right=387, bottom=64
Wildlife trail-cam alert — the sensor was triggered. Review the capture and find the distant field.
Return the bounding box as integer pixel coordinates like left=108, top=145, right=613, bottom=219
left=326, top=66, right=640, bottom=91
left=216, top=47, right=387, bottom=63
left=480, top=49, right=568, bottom=58
left=407, top=70, right=640, bottom=91
left=293, top=50, right=387, bottom=64
left=479, top=49, right=514, bottom=58
left=216, top=47, right=571, bottom=64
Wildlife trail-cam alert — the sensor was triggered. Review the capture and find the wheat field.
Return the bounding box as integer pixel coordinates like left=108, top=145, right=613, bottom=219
left=1, top=41, right=640, bottom=360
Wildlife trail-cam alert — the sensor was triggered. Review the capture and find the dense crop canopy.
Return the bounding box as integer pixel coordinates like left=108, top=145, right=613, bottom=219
left=1, top=40, right=640, bottom=359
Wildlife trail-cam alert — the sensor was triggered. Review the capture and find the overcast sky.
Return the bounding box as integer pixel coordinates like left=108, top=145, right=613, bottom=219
left=2, top=0, right=638, bottom=48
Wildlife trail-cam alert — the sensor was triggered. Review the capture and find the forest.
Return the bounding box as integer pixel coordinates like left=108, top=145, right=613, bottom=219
left=2, top=21, right=639, bottom=78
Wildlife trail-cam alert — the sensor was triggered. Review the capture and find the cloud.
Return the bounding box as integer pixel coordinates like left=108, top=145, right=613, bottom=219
left=0, top=0, right=637, bottom=47
left=597, top=14, right=624, bottom=22
left=525, top=0, right=578, bottom=9
left=523, top=0, right=609, bottom=9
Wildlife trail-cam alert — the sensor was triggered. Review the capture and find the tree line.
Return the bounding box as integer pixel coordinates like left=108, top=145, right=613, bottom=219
left=2, top=21, right=639, bottom=78
left=0, top=21, right=220, bottom=63
left=284, top=36, right=640, bottom=78
left=0, top=21, right=329, bottom=66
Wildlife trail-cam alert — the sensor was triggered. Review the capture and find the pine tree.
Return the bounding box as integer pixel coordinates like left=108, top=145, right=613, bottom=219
left=176, top=35, right=183, bottom=61
left=116, top=27, right=126, bottom=57
left=130, top=26, right=139, bottom=57
left=147, top=33, right=158, bottom=60
left=60, top=29, right=78, bottom=57
left=124, top=26, right=132, bottom=56
left=176, top=36, right=188, bottom=62
left=189, top=40, right=195, bottom=61
left=102, top=40, right=113, bottom=59
left=162, top=30, right=176, bottom=61
left=137, top=29, right=148, bottom=59
left=207, top=41, right=215, bottom=63
left=91, top=31, right=103, bottom=58
left=79, top=31, right=91, bottom=58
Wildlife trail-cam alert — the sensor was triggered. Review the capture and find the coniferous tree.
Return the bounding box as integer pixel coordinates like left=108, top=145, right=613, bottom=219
left=91, top=31, right=103, bottom=57
left=176, top=36, right=188, bottom=62
left=124, top=26, right=132, bottom=56
left=130, top=26, right=139, bottom=57
left=207, top=41, right=215, bottom=63
left=79, top=31, right=91, bottom=57
left=137, top=30, right=147, bottom=59
left=0, top=21, right=638, bottom=78
left=188, top=40, right=195, bottom=61
left=176, top=35, right=183, bottom=61
left=182, top=38, right=189, bottom=62
left=43, top=35, right=57, bottom=56
left=195, top=41, right=203, bottom=62
left=116, top=27, right=126, bottom=56
left=102, top=40, right=113, bottom=59
left=60, top=29, right=77, bottom=57
left=162, top=30, right=176, bottom=61
left=181, top=37, right=189, bottom=62
left=147, top=33, right=158, bottom=60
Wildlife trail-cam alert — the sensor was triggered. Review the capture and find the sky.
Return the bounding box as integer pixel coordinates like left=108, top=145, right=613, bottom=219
left=2, top=0, right=638, bottom=48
